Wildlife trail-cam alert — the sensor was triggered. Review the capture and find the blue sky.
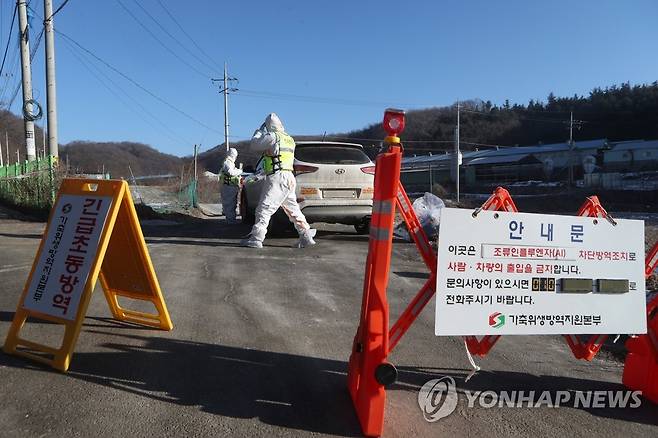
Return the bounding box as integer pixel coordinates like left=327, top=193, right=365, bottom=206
left=1, top=0, right=657, bottom=157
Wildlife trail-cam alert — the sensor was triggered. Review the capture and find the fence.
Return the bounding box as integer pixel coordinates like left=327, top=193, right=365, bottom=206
left=0, top=156, right=58, bottom=211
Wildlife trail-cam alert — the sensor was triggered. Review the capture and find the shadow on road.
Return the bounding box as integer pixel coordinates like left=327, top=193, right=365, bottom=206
left=393, top=271, right=431, bottom=280
left=0, top=232, right=43, bottom=239
left=141, top=218, right=250, bottom=240
left=0, top=311, right=160, bottom=331
left=396, top=366, right=658, bottom=426
left=1, top=333, right=363, bottom=436
left=1, top=331, right=656, bottom=432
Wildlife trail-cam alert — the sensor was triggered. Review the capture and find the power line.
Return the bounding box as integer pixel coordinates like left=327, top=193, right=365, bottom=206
left=0, top=3, right=17, bottom=80
left=60, top=36, right=191, bottom=146
left=8, top=26, right=44, bottom=110
left=155, top=0, right=223, bottom=72
left=0, top=43, right=21, bottom=108
left=459, top=107, right=592, bottom=126
left=130, top=0, right=219, bottom=76
left=235, top=88, right=433, bottom=108
left=55, top=28, right=222, bottom=135
left=114, top=0, right=210, bottom=79
left=46, top=0, right=71, bottom=21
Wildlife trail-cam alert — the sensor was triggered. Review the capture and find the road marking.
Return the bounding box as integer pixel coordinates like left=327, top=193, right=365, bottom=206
left=255, top=399, right=292, bottom=406
left=0, top=264, right=31, bottom=273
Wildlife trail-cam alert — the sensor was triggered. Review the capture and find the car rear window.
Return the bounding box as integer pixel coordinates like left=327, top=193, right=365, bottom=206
left=295, top=146, right=371, bottom=165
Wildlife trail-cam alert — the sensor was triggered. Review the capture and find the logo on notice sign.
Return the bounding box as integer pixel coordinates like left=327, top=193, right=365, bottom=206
left=489, top=312, right=505, bottom=328
left=61, top=203, right=72, bottom=214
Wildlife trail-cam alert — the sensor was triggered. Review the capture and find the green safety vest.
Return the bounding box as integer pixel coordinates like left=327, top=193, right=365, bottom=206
left=263, top=132, right=295, bottom=175
left=219, top=170, right=241, bottom=186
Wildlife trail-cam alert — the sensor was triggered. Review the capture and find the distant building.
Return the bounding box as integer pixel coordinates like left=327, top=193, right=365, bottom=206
left=603, top=140, right=658, bottom=172
left=400, top=138, right=658, bottom=191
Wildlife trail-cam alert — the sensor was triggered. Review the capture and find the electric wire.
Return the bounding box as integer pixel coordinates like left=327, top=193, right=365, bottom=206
left=115, top=0, right=210, bottom=79
left=459, top=107, right=585, bottom=125
left=155, top=0, right=223, bottom=72
left=130, top=0, right=219, bottom=76
left=55, top=28, right=222, bottom=135
left=0, top=43, right=18, bottom=105
left=235, top=88, right=433, bottom=108
left=0, top=3, right=17, bottom=81
left=8, top=26, right=44, bottom=110
left=0, top=43, right=20, bottom=107
left=61, top=36, right=192, bottom=146
left=46, top=0, right=71, bottom=21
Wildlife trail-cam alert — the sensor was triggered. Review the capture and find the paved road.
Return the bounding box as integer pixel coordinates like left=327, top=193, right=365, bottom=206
left=0, top=208, right=656, bottom=437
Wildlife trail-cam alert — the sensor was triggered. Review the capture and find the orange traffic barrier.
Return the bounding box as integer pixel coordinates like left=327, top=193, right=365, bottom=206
left=466, top=194, right=622, bottom=361
left=622, top=244, right=658, bottom=402
left=623, top=294, right=658, bottom=403
left=646, top=240, right=658, bottom=279
left=347, top=109, right=654, bottom=436
left=347, top=134, right=401, bottom=437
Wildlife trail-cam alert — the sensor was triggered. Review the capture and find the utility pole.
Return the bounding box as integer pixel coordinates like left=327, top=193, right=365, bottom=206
left=193, top=144, right=198, bottom=182
left=211, top=63, right=238, bottom=152
left=454, top=102, right=461, bottom=203
left=5, top=132, right=9, bottom=165
left=43, top=0, right=58, bottom=158
left=17, top=0, right=36, bottom=161
left=567, top=111, right=584, bottom=186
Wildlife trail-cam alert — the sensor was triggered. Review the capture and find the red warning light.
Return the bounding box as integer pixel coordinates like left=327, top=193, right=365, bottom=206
left=383, top=108, right=406, bottom=137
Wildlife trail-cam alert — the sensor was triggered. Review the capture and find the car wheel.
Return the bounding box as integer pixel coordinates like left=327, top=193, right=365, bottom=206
left=241, top=192, right=255, bottom=225
left=354, top=218, right=370, bottom=235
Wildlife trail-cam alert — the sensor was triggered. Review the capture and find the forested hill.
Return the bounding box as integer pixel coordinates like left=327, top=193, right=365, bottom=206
left=60, top=141, right=183, bottom=179
left=0, top=110, right=183, bottom=179
left=342, top=81, right=658, bottom=155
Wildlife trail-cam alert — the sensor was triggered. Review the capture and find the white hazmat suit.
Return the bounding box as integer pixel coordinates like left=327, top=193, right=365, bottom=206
left=220, top=147, right=242, bottom=224
left=241, top=113, right=317, bottom=248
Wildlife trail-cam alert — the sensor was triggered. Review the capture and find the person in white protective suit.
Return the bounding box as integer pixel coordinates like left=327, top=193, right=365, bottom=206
left=241, top=113, right=317, bottom=248
left=219, top=147, right=243, bottom=224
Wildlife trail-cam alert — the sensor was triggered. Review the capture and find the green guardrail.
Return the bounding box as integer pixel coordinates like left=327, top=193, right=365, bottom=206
left=0, top=155, right=58, bottom=210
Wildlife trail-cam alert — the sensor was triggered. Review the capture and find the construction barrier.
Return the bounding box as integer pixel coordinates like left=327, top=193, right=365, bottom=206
left=622, top=241, right=658, bottom=402
left=467, top=194, right=624, bottom=360
left=3, top=178, right=173, bottom=371
left=347, top=108, right=657, bottom=437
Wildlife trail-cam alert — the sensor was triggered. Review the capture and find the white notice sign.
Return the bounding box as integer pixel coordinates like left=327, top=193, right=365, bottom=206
left=22, top=194, right=112, bottom=320
left=435, top=208, right=647, bottom=335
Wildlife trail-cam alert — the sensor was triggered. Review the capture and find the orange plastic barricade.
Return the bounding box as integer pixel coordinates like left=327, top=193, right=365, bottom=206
left=347, top=109, right=653, bottom=437
left=646, top=240, right=658, bottom=279
left=463, top=188, right=518, bottom=356
left=623, top=293, right=658, bottom=403
left=465, top=194, right=622, bottom=360
left=562, top=196, right=616, bottom=361
left=622, top=240, right=658, bottom=402
left=347, top=141, right=401, bottom=437
left=3, top=178, right=173, bottom=372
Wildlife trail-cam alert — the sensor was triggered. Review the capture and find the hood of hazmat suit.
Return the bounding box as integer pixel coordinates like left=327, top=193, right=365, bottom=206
left=265, top=113, right=285, bottom=133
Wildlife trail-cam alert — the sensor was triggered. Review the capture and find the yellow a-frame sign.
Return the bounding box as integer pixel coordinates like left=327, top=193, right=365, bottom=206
left=3, top=178, right=173, bottom=371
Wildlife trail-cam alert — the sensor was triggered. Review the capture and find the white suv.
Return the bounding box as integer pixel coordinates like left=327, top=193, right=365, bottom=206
left=240, top=141, right=375, bottom=233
